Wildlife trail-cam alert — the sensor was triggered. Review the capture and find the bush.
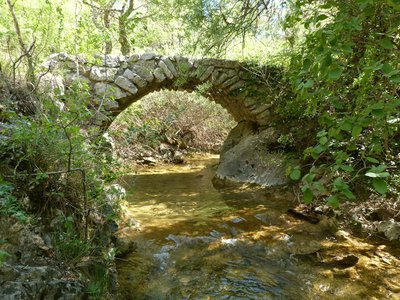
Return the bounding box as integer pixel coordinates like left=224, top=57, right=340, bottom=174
left=109, top=90, right=235, bottom=162
left=0, top=79, right=119, bottom=245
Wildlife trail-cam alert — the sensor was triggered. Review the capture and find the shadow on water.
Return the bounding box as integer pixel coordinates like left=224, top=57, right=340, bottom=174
left=116, top=155, right=400, bottom=300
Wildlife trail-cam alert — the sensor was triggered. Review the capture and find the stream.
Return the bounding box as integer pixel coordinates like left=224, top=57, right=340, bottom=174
left=116, top=154, right=400, bottom=300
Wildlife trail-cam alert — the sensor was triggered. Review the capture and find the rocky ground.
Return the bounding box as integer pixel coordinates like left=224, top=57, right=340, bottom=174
left=0, top=216, right=87, bottom=299
left=0, top=212, right=119, bottom=299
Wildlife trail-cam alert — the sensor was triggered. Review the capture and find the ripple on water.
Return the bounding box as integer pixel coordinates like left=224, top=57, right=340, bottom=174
left=117, top=155, right=400, bottom=300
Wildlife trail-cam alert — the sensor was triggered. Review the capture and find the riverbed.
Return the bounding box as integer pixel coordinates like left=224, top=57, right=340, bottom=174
left=116, top=154, right=400, bottom=299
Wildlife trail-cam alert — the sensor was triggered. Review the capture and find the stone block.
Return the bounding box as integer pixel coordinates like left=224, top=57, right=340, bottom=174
left=214, top=72, right=229, bottom=86
left=226, top=80, right=245, bottom=93
left=162, top=57, right=178, bottom=76
left=198, top=66, right=214, bottom=81
left=159, top=61, right=174, bottom=79
left=123, top=69, right=147, bottom=88
left=89, top=66, right=118, bottom=81
left=153, top=68, right=166, bottom=82
left=140, top=53, right=157, bottom=60
left=130, top=61, right=155, bottom=82
left=94, top=82, right=127, bottom=100
left=115, top=76, right=138, bottom=94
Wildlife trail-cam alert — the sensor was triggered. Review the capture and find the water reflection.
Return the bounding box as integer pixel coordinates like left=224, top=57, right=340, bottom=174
left=117, top=155, right=400, bottom=300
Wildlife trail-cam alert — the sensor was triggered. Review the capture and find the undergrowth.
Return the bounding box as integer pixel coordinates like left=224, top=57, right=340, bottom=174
left=109, top=90, right=235, bottom=165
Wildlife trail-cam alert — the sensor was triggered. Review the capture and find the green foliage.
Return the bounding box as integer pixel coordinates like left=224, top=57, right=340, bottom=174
left=0, top=249, right=11, bottom=267
left=52, top=215, right=93, bottom=263
left=0, top=179, right=29, bottom=221
left=0, top=81, right=120, bottom=258
left=109, top=90, right=235, bottom=162
left=284, top=0, right=400, bottom=206
left=85, top=263, right=109, bottom=298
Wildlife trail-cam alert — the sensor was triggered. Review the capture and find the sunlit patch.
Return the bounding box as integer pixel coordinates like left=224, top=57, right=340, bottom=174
left=116, top=155, right=400, bottom=300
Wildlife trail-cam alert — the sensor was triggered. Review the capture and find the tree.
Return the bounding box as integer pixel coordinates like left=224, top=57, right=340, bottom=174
left=82, top=0, right=137, bottom=55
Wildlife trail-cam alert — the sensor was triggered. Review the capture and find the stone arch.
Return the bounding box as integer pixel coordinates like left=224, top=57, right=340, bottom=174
left=43, top=53, right=283, bottom=128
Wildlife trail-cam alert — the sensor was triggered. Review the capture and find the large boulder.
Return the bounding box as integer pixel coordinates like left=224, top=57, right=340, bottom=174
left=215, top=121, right=291, bottom=187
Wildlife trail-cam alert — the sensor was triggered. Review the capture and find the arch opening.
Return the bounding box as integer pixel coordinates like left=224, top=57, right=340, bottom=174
left=107, top=89, right=236, bottom=166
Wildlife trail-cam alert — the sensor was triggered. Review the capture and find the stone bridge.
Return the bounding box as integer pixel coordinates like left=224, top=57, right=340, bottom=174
left=43, top=53, right=291, bottom=187
left=43, top=53, right=285, bottom=127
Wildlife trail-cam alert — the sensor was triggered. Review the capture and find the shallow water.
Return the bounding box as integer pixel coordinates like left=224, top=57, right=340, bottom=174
left=117, top=155, right=400, bottom=300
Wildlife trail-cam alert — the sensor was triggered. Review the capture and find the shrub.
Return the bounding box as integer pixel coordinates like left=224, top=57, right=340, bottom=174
left=109, top=90, right=235, bottom=162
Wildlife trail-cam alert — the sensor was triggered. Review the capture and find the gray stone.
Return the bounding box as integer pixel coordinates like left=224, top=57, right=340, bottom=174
left=127, top=54, right=140, bottom=63
left=153, top=67, right=166, bottom=82
left=89, top=66, right=118, bottom=81
left=174, top=56, right=193, bottom=74
left=251, top=103, right=273, bottom=115
left=131, top=61, right=155, bottom=82
left=94, top=82, right=127, bottom=99
left=162, top=57, right=178, bottom=76
left=95, top=54, right=120, bottom=67
left=91, top=111, right=110, bottom=126
left=214, top=72, right=229, bottom=86
left=123, top=69, right=147, bottom=87
left=115, top=76, right=138, bottom=94
left=243, top=98, right=257, bottom=108
left=39, top=73, right=65, bottom=96
left=200, top=58, right=239, bottom=69
left=93, top=97, right=119, bottom=110
left=140, top=53, right=156, bottom=60
left=256, top=110, right=271, bottom=126
left=216, top=122, right=289, bottom=187
left=64, top=73, right=90, bottom=86
left=211, top=70, right=220, bottom=82
left=199, top=66, right=214, bottom=81
left=64, top=61, right=89, bottom=74
left=159, top=60, right=174, bottom=79
left=377, top=220, right=400, bottom=241
left=226, top=80, right=245, bottom=93
left=48, top=52, right=67, bottom=61
left=220, top=75, right=240, bottom=89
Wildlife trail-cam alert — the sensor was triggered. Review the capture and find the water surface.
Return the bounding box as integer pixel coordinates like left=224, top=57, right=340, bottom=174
left=117, top=155, right=400, bottom=300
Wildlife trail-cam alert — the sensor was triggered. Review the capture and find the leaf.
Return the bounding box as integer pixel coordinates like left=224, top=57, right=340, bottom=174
left=365, top=172, right=390, bottom=178
left=340, top=120, right=352, bottom=131
left=302, top=173, right=316, bottom=183
left=319, top=136, right=328, bottom=145
left=342, top=188, right=356, bottom=200
left=366, top=157, right=379, bottom=164
left=382, top=63, right=394, bottom=75
left=326, top=195, right=339, bottom=208
left=370, top=165, right=387, bottom=173
left=303, top=79, right=314, bottom=88
left=328, top=68, right=343, bottom=80
left=351, top=125, right=362, bottom=138
left=314, top=180, right=326, bottom=193
left=313, top=144, right=327, bottom=154
left=390, top=74, right=400, bottom=83
left=303, top=188, right=314, bottom=204
left=333, top=177, right=348, bottom=191
left=339, top=165, right=354, bottom=172
left=316, top=14, right=329, bottom=21
left=290, top=169, right=301, bottom=181
left=379, top=38, right=394, bottom=49
left=332, top=98, right=344, bottom=109
left=372, top=108, right=385, bottom=118
left=372, top=178, right=388, bottom=195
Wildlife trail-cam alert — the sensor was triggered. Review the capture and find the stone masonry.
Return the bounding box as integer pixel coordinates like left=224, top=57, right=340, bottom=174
left=42, top=53, right=284, bottom=128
